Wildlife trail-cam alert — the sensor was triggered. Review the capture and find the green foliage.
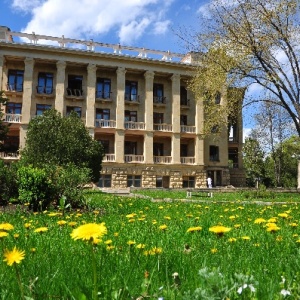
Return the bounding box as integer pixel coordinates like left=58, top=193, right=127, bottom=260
left=17, top=165, right=54, bottom=211
left=20, top=109, right=103, bottom=182
left=0, top=90, right=9, bottom=149
left=0, top=160, right=18, bottom=204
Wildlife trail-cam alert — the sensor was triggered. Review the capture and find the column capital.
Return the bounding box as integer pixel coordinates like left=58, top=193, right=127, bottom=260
left=171, top=73, right=180, bottom=82
left=116, top=67, right=126, bottom=76
left=0, top=55, right=4, bottom=66
left=87, top=63, right=97, bottom=73
left=144, top=70, right=154, bottom=80
left=24, top=57, right=34, bottom=66
left=56, top=60, right=66, bottom=69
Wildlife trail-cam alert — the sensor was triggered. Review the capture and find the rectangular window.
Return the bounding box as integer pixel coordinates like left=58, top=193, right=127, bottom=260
left=153, top=112, right=164, bottom=124
left=180, top=115, right=187, bottom=125
left=153, top=83, right=165, bottom=103
left=180, top=144, right=188, bottom=157
left=98, top=175, right=112, bottom=188
left=124, top=141, right=137, bottom=155
left=125, top=110, right=137, bottom=122
left=209, top=145, right=219, bottom=161
left=99, top=140, right=110, bottom=153
left=182, top=176, right=195, bottom=188
left=7, top=70, right=24, bottom=92
left=96, top=108, right=110, bottom=120
left=36, top=104, right=51, bottom=115
left=37, top=72, right=53, bottom=94
left=67, top=75, right=83, bottom=96
left=96, top=78, right=111, bottom=99
left=156, top=176, right=170, bottom=188
left=125, top=80, right=138, bottom=102
left=180, top=86, right=188, bottom=105
left=6, top=102, right=22, bottom=114
left=153, top=143, right=164, bottom=156
left=127, top=175, right=141, bottom=187
left=66, top=106, right=82, bottom=117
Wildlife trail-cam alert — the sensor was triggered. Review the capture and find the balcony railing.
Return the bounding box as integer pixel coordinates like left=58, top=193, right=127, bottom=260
left=4, top=113, right=22, bottom=123
left=180, top=125, right=196, bottom=133
left=124, top=121, right=145, bottom=130
left=153, top=96, right=166, bottom=104
left=154, top=156, right=172, bottom=164
left=180, top=157, right=195, bottom=164
left=102, top=154, right=115, bottom=162
left=95, top=119, right=116, bottom=128
left=66, top=88, right=83, bottom=97
left=0, top=152, right=20, bottom=159
left=153, top=123, right=172, bottom=132
left=124, top=155, right=144, bottom=163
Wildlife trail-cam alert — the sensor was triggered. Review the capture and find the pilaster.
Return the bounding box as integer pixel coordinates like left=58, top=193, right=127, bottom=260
left=116, top=67, right=126, bottom=129
left=144, top=131, right=153, bottom=163
left=0, top=55, right=4, bottom=90
left=86, top=64, right=97, bottom=128
left=115, top=129, right=125, bottom=163
left=55, top=60, right=66, bottom=115
left=22, top=57, right=34, bottom=124
left=144, top=71, right=154, bottom=131
left=171, top=133, right=181, bottom=164
left=171, top=73, right=180, bottom=133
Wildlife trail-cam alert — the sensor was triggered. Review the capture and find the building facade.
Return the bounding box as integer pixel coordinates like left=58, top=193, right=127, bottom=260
left=0, top=26, right=245, bottom=188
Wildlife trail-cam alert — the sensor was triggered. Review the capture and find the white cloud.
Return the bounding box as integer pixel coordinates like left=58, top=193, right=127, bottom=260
left=13, top=0, right=174, bottom=45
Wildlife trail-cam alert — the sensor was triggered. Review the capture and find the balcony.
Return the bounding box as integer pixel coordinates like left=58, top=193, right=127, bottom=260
left=0, top=152, right=20, bottom=160
left=102, top=154, right=115, bottom=162
left=153, top=123, right=172, bottom=132
left=65, top=88, right=84, bottom=100
left=95, top=119, right=116, bottom=128
left=180, top=157, right=195, bottom=164
left=125, top=121, right=145, bottom=130
left=154, top=156, right=172, bottom=164
left=4, top=113, right=22, bottom=123
left=125, top=95, right=140, bottom=105
left=124, top=155, right=144, bottom=163
left=180, top=125, right=196, bottom=133
left=153, top=96, right=166, bottom=107
left=95, top=91, right=113, bottom=102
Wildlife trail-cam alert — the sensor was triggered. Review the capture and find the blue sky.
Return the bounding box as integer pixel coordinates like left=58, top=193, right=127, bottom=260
left=0, top=0, right=210, bottom=54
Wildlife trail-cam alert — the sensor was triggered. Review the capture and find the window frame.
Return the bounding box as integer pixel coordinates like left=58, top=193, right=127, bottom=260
left=7, top=70, right=24, bottom=92
left=6, top=102, right=22, bottom=114
left=66, top=106, right=82, bottom=117
left=36, top=104, right=52, bottom=116
left=125, top=80, right=138, bottom=102
left=96, top=78, right=111, bottom=99
left=127, top=175, right=141, bottom=187
left=37, top=72, right=54, bottom=94
left=209, top=145, right=220, bottom=161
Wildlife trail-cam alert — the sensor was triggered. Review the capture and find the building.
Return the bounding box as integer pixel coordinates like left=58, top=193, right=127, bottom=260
left=0, top=26, right=245, bottom=188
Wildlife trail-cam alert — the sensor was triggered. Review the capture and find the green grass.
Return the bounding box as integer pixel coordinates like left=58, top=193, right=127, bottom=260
left=1, top=191, right=300, bottom=299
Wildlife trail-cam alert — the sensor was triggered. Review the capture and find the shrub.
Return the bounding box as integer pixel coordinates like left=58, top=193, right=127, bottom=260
left=0, top=160, right=18, bottom=204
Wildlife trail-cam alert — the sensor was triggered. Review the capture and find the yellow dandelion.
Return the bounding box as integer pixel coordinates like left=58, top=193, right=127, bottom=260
left=149, top=247, right=162, bottom=255
left=48, top=212, right=60, bottom=217
left=254, top=243, right=260, bottom=247
left=164, top=216, right=171, bottom=220
left=187, top=226, right=202, bottom=233
left=127, top=240, right=136, bottom=245
left=0, top=223, right=14, bottom=231
left=106, top=245, right=115, bottom=250
left=3, top=247, right=25, bottom=266
left=254, top=218, right=266, bottom=224
left=278, top=213, right=289, bottom=218
left=229, top=215, right=236, bottom=220
left=128, top=219, right=135, bottom=223
left=241, top=236, right=251, bottom=240
left=290, top=223, right=298, bottom=227
left=234, top=224, right=241, bottom=228
left=152, top=220, right=157, bottom=225
left=158, top=206, right=164, bottom=209
left=57, top=220, right=67, bottom=226
left=276, top=235, right=283, bottom=242
left=136, top=243, right=146, bottom=249
left=268, top=217, right=277, bottom=223
left=159, top=224, right=168, bottom=230
left=34, top=227, right=48, bottom=233
left=228, top=237, right=237, bottom=243
left=211, top=248, right=218, bottom=253
left=30, top=248, right=36, bottom=253
left=68, top=221, right=77, bottom=227
left=13, top=234, right=19, bottom=239
left=209, top=225, right=231, bottom=237
left=126, top=213, right=136, bottom=218
left=0, top=231, right=9, bottom=238
left=266, top=223, right=280, bottom=232
left=114, top=232, right=119, bottom=237
left=71, top=223, right=107, bottom=241
left=24, top=223, right=31, bottom=229
left=104, top=239, right=113, bottom=245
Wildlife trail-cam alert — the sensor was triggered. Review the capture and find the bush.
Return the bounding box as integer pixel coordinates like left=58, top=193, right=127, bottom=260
left=0, top=160, right=18, bottom=204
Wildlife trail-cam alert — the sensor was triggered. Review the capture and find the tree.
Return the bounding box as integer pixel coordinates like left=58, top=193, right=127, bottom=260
left=0, top=91, right=9, bottom=150
left=186, top=0, right=300, bottom=137
left=20, top=109, right=104, bottom=182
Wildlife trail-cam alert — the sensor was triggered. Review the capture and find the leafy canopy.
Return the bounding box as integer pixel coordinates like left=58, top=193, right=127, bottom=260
left=20, top=109, right=103, bottom=182
left=0, top=91, right=9, bottom=149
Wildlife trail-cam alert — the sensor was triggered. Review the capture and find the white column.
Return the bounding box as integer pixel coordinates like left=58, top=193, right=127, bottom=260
left=115, top=130, right=125, bottom=163
left=86, top=63, right=96, bottom=130
left=195, top=96, right=204, bottom=165
left=172, top=133, right=181, bottom=164
left=144, top=131, right=153, bottom=163
left=171, top=73, right=180, bottom=133
left=116, top=67, right=126, bottom=129
left=144, top=71, right=154, bottom=131
left=22, top=57, right=34, bottom=124
left=55, top=60, right=66, bottom=115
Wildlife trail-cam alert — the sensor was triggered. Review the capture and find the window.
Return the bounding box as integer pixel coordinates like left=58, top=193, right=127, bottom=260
left=180, top=144, right=188, bottom=157
left=229, top=147, right=239, bottom=168
left=182, top=176, right=195, bottom=188
left=98, top=175, right=112, bottom=188
left=153, top=143, right=164, bottom=156
left=209, top=145, right=219, bottom=161
left=3, top=135, right=19, bottom=152
left=36, top=104, right=51, bottom=115
left=6, top=102, right=22, bottom=114
left=153, top=83, right=165, bottom=103
left=37, top=72, right=53, bottom=94
left=7, top=70, right=24, bottom=92
left=99, top=140, right=110, bottom=153
left=96, top=108, right=110, bottom=120
left=66, top=106, right=82, bottom=117
left=125, top=110, right=137, bottom=122
left=67, top=75, right=83, bottom=96
left=125, top=141, right=137, bottom=155
left=215, top=91, right=221, bottom=104
left=156, top=176, right=170, bottom=188
left=180, top=86, right=188, bottom=105
left=125, top=80, right=138, bottom=101
left=127, top=175, right=141, bottom=187
left=153, top=112, right=164, bottom=124
left=96, top=78, right=111, bottom=99
left=180, top=115, right=187, bottom=125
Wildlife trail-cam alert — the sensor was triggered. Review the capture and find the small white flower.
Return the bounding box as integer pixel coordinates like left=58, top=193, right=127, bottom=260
left=237, top=286, right=243, bottom=294
left=249, top=284, right=256, bottom=292
left=237, top=283, right=256, bottom=294
left=281, top=289, right=291, bottom=296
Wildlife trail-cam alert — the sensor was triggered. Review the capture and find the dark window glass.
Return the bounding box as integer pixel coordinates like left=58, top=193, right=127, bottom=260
left=96, top=108, right=110, bottom=120
left=182, top=176, right=195, bottom=188
left=153, top=143, right=164, bottom=156
left=66, top=106, right=82, bottom=117
left=125, top=110, right=137, bottom=122
left=180, top=86, right=188, bottom=105
left=180, top=115, right=187, bottom=125
left=36, top=104, right=51, bottom=115
left=153, top=112, right=164, bottom=124
left=180, top=144, right=188, bottom=157
left=127, top=175, right=141, bottom=187
left=37, top=72, right=53, bottom=94
left=6, top=102, right=22, bottom=114
left=98, top=175, right=112, bottom=187
left=124, top=141, right=137, bottom=155
left=67, top=75, right=83, bottom=96
left=125, top=81, right=138, bottom=101
left=99, top=140, right=110, bottom=153
left=96, top=78, right=111, bottom=99
left=210, top=145, right=219, bottom=161
left=153, top=83, right=164, bottom=103
left=7, top=70, right=24, bottom=92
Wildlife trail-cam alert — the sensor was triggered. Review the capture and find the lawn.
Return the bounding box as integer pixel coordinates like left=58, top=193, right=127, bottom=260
left=0, top=190, right=300, bottom=299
